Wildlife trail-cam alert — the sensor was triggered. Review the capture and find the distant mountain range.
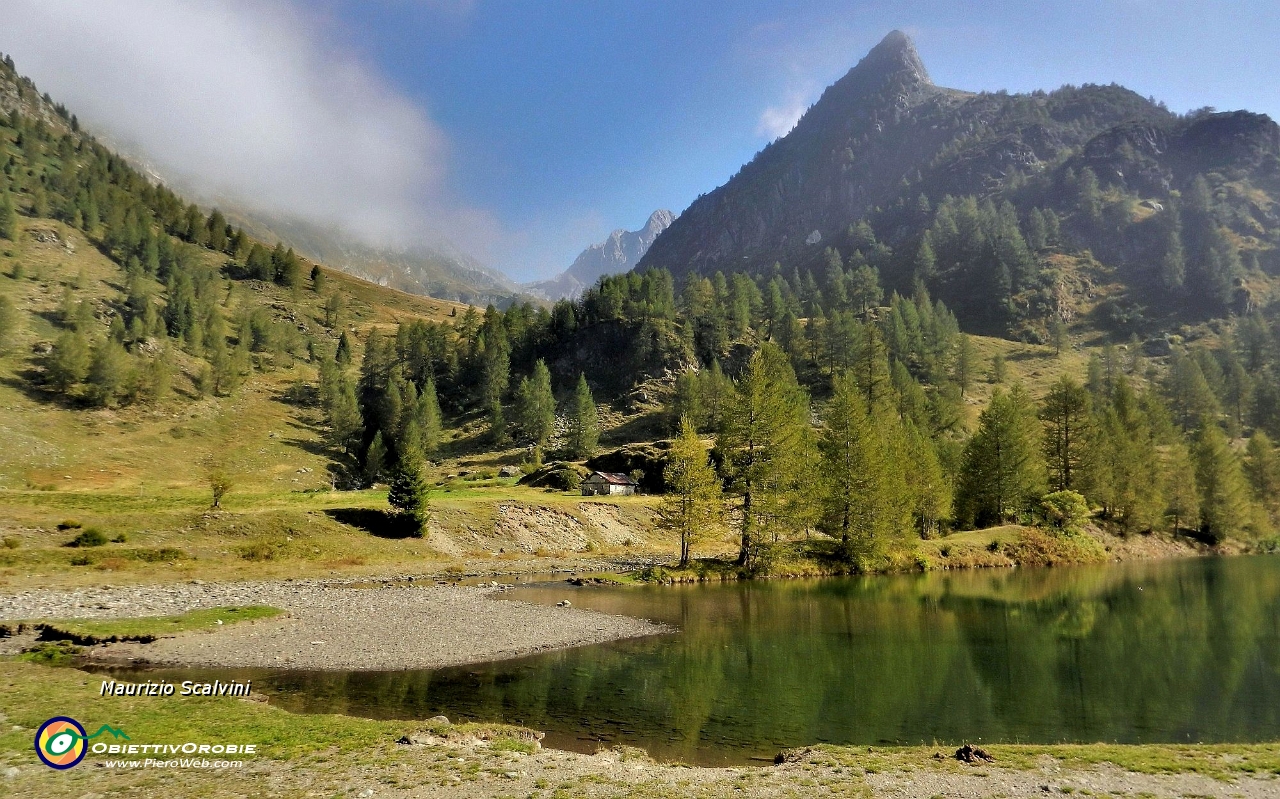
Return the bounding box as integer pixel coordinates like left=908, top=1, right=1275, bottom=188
left=526, top=209, right=675, bottom=301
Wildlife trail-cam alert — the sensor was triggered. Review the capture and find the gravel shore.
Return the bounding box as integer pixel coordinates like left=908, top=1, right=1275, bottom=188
left=0, top=579, right=669, bottom=670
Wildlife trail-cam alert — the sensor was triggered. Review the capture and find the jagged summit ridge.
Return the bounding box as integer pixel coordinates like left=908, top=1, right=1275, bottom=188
left=859, top=29, right=931, bottom=87
left=526, top=210, right=675, bottom=301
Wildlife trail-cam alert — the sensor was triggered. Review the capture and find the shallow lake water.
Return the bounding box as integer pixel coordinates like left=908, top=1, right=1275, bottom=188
left=99, top=555, right=1280, bottom=765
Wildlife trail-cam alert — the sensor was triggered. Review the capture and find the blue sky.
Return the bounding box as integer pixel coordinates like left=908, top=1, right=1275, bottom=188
left=322, top=0, right=1279, bottom=279
left=7, top=1, right=1279, bottom=281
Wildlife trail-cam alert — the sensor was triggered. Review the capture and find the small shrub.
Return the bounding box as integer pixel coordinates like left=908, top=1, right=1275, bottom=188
left=96, top=557, right=128, bottom=571
left=56, top=519, right=82, bottom=530
left=67, top=528, right=107, bottom=548
left=1040, top=490, right=1091, bottom=536
left=2, top=537, right=18, bottom=549
left=20, top=641, right=82, bottom=665
left=131, top=547, right=184, bottom=563
left=69, top=554, right=94, bottom=566
left=237, top=542, right=279, bottom=561
left=111, top=533, right=128, bottom=543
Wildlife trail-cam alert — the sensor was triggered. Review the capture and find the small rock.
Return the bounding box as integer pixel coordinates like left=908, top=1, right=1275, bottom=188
left=310, top=641, right=325, bottom=645
left=427, top=715, right=449, bottom=725
left=557, top=600, right=572, bottom=608
left=4, top=766, right=18, bottom=778
left=358, top=790, right=374, bottom=798
left=503, top=771, right=518, bottom=779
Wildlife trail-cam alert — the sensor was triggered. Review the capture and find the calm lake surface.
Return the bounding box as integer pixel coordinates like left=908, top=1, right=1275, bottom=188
left=107, top=556, right=1280, bottom=765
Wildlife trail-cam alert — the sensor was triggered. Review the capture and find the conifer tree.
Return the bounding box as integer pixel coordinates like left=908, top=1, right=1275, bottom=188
left=418, top=378, right=442, bottom=455
left=86, top=338, right=131, bottom=407
left=1041, top=376, right=1092, bottom=492
left=566, top=373, right=599, bottom=458
left=1049, top=318, right=1068, bottom=356
left=659, top=416, right=724, bottom=566
left=671, top=369, right=703, bottom=431
left=817, top=371, right=910, bottom=563
left=364, top=430, right=388, bottom=486
left=719, top=343, right=815, bottom=566
left=1245, top=431, right=1280, bottom=515
left=335, top=331, right=353, bottom=366
left=387, top=451, right=430, bottom=536
left=954, top=333, right=974, bottom=396
left=904, top=421, right=951, bottom=537
left=1161, top=211, right=1186, bottom=291
left=1163, top=438, right=1200, bottom=533
left=1194, top=424, right=1251, bottom=541
left=0, top=189, right=16, bottom=241
left=46, top=329, right=91, bottom=393
left=958, top=385, right=1045, bottom=526
left=327, top=375, right=363, bottom=458
left=514, top=359, right=555, bottom=449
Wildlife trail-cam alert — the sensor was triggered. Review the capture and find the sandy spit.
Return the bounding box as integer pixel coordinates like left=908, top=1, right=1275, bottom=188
left=0, top=580, right=669, bottom=670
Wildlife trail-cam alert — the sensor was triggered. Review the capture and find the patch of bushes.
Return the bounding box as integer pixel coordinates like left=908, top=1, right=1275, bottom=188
left=66, top=528, right=107, bottom=547
left=237, top=541, right=282, bottom=561
left=518, top=461, right=589, bottom=491
left=1002, top=527, right=1108, bottom=567
left=129, top=547, right=184, bottom=563
left=20, top=641, right=83, bottom=665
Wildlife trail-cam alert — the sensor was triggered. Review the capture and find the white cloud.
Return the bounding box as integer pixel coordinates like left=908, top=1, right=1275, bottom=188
left=2, top=0, right=496, bottom=253
left=756, top=91, right=809, bottom=140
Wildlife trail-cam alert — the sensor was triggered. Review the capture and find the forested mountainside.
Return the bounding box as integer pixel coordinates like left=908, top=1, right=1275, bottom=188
left=2, top=46, right=1280, bottom=568
left=220, top=207, right=526, bottom=308
left=638, top=30, right=1280, bottom=341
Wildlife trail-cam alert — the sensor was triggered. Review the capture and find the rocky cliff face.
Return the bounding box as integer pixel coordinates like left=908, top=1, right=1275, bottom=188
left=527, top=210, right=675, bottom=300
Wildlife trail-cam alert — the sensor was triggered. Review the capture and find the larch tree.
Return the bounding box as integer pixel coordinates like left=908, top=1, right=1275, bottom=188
left=718, top=343, right=815, bottom=567
left=817, top=371, right=911, bottom=564
left=418, top=377, right=442, bottom=455
left=45, top=329, right=91, bottom=394
left=514, top=359, right=556, bottom=450
left=0, top=190, right=16, bottom=241
left=1162, top=438, right=1200, bottom=533
left=958, top=385, right=1045, bottom=526
left=659, top=416, right=724, bottom=567
left=1041, top=376, right=1092, bottom=492
left=1194, top=424, right=1251, bottom=541
left=1244, top=431, right=1280, bottom=518
left=364, top=430, right=388, bottom=487
left=566, top=373, right=599, bottom=459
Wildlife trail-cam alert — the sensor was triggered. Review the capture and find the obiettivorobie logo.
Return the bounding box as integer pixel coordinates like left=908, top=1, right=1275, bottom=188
left=34, top=717, right=130, bottom=770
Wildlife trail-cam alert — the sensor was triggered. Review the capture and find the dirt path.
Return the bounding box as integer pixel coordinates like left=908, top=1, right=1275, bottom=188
left=0, top=579, right=668, bottom=670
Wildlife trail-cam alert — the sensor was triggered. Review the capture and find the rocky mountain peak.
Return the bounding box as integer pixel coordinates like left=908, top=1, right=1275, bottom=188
left=525, top=210, right=676, bottom=301
left=859, top=29, right=931, bottom=88
left=643, top=209, right=677, bottom=237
